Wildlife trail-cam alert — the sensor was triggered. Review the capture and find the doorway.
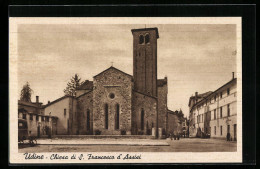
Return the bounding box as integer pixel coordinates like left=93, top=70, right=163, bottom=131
left=234, top=124, right=237, bottom=141
left=37, top=125, right=40, bottom=138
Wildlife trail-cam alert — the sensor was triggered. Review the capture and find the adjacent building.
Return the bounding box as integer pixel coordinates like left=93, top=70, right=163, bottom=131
left=167, top=109, right=188, bottom=137
left=18, top=96, right=57, bottom=137
left=188, top=74, right=237, bottom=140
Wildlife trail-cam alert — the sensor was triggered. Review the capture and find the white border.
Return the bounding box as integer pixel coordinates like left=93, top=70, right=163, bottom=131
left=9, top=17, right=242, bottom=163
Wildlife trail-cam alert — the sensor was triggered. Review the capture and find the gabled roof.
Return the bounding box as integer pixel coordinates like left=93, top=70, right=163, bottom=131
left=77, top=80, right=93, bottom=90
left=43, top=95, right=74, bottom=108
left=93, top=66, right=133, bottom=79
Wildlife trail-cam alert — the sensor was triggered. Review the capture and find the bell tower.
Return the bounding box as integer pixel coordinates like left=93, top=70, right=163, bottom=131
left=131, top=28, right=159, bottom=97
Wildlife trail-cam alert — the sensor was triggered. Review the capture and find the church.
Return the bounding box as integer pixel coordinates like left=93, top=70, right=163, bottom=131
left=43, top=27, right=169, bottom=137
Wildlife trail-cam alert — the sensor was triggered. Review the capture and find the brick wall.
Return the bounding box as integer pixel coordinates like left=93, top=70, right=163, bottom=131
left=133, top=29, right=158, bottom=97
left=132, top=91, right=157, bottom=135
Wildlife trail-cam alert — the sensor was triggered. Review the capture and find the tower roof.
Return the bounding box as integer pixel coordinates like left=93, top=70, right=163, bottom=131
left=131, top=27, right=159, bottom=38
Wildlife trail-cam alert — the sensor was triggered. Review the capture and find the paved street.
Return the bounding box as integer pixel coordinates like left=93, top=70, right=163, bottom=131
left=19, top=138, right=236, bottom=153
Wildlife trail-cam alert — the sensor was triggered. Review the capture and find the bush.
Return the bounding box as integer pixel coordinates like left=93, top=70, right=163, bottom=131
left=121, top=130, right=126, bottom=135
left=94, top=129, right=101, bottom=135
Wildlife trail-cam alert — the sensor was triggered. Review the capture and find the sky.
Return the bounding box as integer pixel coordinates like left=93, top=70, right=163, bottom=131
left=17, top=24, right=237, bottom=118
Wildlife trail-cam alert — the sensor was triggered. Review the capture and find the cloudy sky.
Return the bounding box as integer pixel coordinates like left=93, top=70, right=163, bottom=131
left=17, top=24, right=236, bottom=117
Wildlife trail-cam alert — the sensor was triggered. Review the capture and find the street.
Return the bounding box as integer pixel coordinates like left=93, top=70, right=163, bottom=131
left=19, top=138, right=237, bottom=153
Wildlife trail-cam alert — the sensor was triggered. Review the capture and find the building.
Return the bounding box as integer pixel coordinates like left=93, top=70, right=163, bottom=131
left=188, top=73, right=237, bottom=140
left=42, top=27, right=170, bottom=137
left=18, top=96, right=57, bottom=137
left=167, top=109, right=188, bottom=137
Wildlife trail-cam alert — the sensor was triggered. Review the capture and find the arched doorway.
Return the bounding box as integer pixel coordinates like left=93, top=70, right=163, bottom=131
left=105, top=104, right=109, bottom=129
left=115, top=104, right=120, bottom=130
left=141, top=109, right=144, bottom=130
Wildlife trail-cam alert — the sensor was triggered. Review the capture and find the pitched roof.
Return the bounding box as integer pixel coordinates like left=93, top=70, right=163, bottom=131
left=190, top=78, right=237, bottom=112
left=77, top=80, right=93, bottom=90
left=43, top=95, right=74, bottom=108
left=133, top=90, right=157, bottom=100
left=93, top=66, right=133, bottom=79
left=168, top=109, right=178, bottom=115
left=18, top=100, right=43, bottom=108
left=188, top=91, right=212, bottom=107
left=157, top=78, right=167, bottom=87
left=76, top=90, right=93, bottom=99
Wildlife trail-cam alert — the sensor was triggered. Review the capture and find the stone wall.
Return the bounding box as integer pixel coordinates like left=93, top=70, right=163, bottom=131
left=76, top=91, right=93, bottom=135
left=132, top=91, right=157, bottom=135
left=93, top=67, right=133, bottom=135
left=157, top=82, right=168, bottom=134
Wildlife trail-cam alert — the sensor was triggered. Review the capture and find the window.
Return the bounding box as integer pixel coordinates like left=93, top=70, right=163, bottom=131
left=214, top=95, right=216, bottom=101
left=220, top=107, right=223, bottom=118
left=22, top=113, right=26, bottom=120
left=214, top=126, right=216, bottom=135
left=220, top=92, right=223, bottom=98
left=145, top=34, right=150, bottom=44
left=214, top=109, right=216, bottom=120
left=46, top=117, right=49, bottom=122
left=227, top=104, right=230, bottom=116
left=220, top=126, right=223, bottom=135
left=30, top=114, right=33, bottom=121
left=64, top=109, right=66, bottom=116
left=115, top=104, right=120, bottom=130
left=141, top=109, right=144, bottom=130
left=109, top=93, right=115, bottom=99
left=36, top=115, right=39, bottom=121
left=86, top=110, right=90, bottom=130
left=139, top=35, right=144, bottom=44
left=41, top=116, right=44, bottom=122
left=105, top=104, right=108, bottom=129
left=227, top=125, right=230, bottom=133
left=227, top=88, right=230, bottom=95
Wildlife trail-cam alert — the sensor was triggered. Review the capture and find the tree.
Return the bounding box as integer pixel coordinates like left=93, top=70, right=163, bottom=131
left=20, top=82, right=33, bottom=102
left=64, top=74, right=83, bottom=97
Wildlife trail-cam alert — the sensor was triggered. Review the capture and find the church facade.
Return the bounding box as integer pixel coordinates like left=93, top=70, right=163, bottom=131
left=44, top=28, right=169, bottom=136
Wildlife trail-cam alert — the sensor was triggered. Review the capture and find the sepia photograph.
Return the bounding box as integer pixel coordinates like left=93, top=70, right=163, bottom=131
left=9, top=17, right=242, bottom=163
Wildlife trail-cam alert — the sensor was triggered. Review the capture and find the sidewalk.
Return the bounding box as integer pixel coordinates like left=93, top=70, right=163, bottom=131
left=36, top=138, right=169, bottom=146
